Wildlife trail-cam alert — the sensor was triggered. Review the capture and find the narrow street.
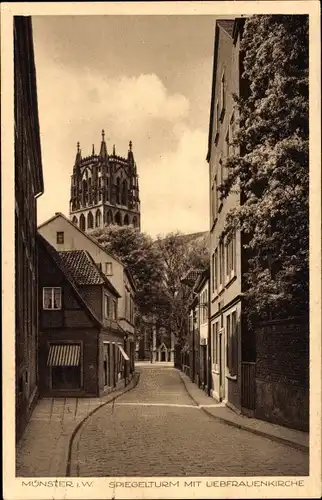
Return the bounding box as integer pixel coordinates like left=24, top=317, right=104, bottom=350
left=70, top=364, right=309, bottom=477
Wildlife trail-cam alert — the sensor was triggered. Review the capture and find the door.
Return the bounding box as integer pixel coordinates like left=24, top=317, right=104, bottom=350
left=161, top=350, right=166, bottom=362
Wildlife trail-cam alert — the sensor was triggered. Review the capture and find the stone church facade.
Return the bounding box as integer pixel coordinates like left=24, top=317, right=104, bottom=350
left=69, top=131, right=140, bottom=232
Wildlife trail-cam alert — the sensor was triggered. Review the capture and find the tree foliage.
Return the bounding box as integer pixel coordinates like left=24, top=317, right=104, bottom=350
left=220, top=15, right=309, bottom=323
left=154, top=231, right=209, bottom=344
left=90, top=225, right=209, bottom=345
left=89, top=225, right=167, bottom=318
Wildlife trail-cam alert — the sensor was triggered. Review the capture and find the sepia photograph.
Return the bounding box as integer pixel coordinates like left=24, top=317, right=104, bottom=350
left=2, top=1, right=321, bottom=499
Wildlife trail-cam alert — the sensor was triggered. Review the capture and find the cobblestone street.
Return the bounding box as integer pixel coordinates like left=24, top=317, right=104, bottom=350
left=70, top=365, right=309, bottom=477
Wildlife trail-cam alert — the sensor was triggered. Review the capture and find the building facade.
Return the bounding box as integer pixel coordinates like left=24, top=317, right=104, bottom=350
left=194, top=271, right=210, bottom=392
left=207, top=19, right=248, bottom=411
left=14, top=16, right=44, bottom=441
left=38, top=212, right=136, bottom=359
left=69, top=132, right=140, bottom=231
left=181, top=269, right=209, bottom=388
left=37, top=235, right=132, bottom=397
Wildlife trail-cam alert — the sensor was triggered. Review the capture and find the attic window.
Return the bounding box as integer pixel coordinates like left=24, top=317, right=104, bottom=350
left=56, top=232, right=64, bottom=244
left=104, top=262, right=113, bottom=276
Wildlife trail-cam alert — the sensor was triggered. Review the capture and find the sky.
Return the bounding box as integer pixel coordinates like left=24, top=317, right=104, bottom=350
left=32, top=15, right=216, bottom=237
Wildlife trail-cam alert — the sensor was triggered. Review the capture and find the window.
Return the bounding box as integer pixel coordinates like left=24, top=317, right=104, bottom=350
left=211, top=253, right=215, bottom=293
left=215, top=100, right=220, bottom=140
left=220, top=71, right=226, bottom=119
left=226, top=311, right=238, bottom=377
left=219, top=157, right=224, bottom=186
left=214, top=249, right=218, bottom=292
left=43, top=287, right=62, bottom=310
left=95, top=209, right=101, bottom=228
left=225, top=130, right=230, bottom=160
left=56, top=232, right=64, bottom=244
left=212, top=178, right=218, bottom=223
left=104, top=262, right=113, bottom=276
left=230, top=113, right=236, bottom=155
left=103, top=343, right=110, bottom=387
left=212, top=322, right=219, bottom=371
left=87, top=212, right=94, bottom=229
left=104, top=294, right=110, bottom=318
left=219, top=242, right=224, bottom=288
left=112, top=300, right=117, bottom=320
left=201, top=290, right=208, bottom=323
left=225, top=232, right=236, bottom=282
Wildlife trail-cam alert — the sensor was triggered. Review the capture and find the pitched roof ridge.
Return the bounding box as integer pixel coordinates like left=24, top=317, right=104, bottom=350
left=37, top=212, right=124, bottom=266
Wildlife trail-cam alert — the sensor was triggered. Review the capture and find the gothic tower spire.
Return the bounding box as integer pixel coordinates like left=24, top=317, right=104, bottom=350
left=100, top=129, right=108, bottom=159
left=75, top=141, right=82, bottom=164
left=128, top=140, right=134, bottom=162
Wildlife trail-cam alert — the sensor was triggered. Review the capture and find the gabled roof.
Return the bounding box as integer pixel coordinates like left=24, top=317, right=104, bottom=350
left=181, top=268, right=205, bottom=288
left=38, top=212, right=136, bottom=291
left=37, top=233, right=103, bottom=328
left=58, top=250, right=121, bottom=297
left=206, top=18, right=245, bottom=163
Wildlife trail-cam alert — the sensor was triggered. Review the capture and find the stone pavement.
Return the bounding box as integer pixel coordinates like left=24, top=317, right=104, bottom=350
left=16, top=375, right=139, bottom=477
left=70, top=364, right=309, bottom=477
left=178, top=370, right=309, bottom=453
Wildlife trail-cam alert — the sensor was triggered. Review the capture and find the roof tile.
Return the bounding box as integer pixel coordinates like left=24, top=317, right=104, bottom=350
left=58, top=250, right=105, bottom=285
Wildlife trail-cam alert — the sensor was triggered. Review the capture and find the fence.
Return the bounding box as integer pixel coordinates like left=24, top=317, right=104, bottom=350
left=241, top=361, right=256, bottom=410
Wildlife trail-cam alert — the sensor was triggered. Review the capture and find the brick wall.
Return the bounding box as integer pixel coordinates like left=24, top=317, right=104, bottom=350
left=255, top=316, right=309, bottom=431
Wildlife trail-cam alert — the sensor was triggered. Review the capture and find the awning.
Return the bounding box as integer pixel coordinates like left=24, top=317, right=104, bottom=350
left=117, top=344, right=130, bottom=361
left=47, top=344, right=80, bottom=367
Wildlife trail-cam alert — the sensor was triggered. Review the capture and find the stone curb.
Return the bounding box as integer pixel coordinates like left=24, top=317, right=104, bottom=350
left=66, top=371, right=141, bottom=476
left=177, top=370, right=309, bottom=454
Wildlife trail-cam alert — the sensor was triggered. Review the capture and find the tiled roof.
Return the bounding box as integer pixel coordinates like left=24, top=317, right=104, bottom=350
left=58, top=250, right=105, bottom=285
left=181, top=268, right=205, bottom=287
left=217, top=20, right=235, bottom=38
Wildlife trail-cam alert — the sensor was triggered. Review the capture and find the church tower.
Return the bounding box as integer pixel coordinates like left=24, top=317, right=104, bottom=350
left=69, top=130, right=141, bottom=232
